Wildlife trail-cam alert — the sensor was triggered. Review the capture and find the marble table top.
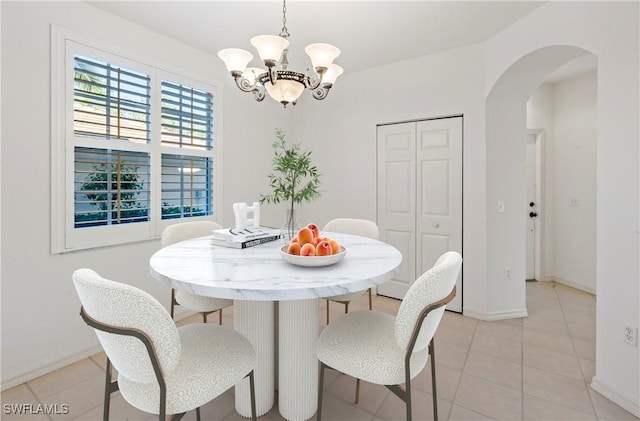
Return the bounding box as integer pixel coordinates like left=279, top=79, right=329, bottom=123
left=149, top=231, right=403, bottom=301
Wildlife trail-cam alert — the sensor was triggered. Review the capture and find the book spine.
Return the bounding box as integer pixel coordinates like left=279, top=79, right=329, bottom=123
left=211, top=235, right=280, bottom=249
left=239, top=235, right=281, bottom=249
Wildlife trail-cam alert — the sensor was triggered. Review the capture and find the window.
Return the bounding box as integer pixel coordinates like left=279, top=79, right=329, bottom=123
left=51, top=30, right=220, bottom=252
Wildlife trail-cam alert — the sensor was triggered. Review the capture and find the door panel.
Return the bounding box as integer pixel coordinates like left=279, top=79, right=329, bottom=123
left=416, top=118, right=462, bottom=312
left=377, top=117, right=462, bottom=312
left=377, top=123, right=416, bottom=297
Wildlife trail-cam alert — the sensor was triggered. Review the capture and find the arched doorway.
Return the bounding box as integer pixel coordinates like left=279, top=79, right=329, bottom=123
left=484, top=45, right=596, bottom=316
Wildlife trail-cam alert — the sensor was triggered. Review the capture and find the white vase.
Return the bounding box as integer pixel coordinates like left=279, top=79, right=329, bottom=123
left=281, top=209, right=300, bottom=242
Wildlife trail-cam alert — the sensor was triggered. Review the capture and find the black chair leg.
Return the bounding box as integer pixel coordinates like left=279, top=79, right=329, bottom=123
left=249, top=370, right=257, bottom=421
left=317, top=362, right=326, bottom=420
left=405, top=376, right=412, bottom=421
left=429, top=338, right=438, bottom=421
left=196, top=407, right=201, bottom=421
left=103, top=358, right=113, bottom=421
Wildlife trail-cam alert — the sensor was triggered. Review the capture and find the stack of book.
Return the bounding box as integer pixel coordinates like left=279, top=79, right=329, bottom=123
left=211, top=226, right=281, bottom=249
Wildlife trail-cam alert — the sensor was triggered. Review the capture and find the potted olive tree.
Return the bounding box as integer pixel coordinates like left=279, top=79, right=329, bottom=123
left=260, top=129, right=321, bottom=240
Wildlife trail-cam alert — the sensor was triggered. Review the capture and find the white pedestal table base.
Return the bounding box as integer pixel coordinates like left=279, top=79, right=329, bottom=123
left=234, top=300, right=275, bottom=417
left=279, top=299, right=319, bottom=421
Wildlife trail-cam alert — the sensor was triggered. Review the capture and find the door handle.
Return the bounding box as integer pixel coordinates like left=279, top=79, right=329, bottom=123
left=529, top=202, right=535, bottom=207
left=529, top=212, right=538, bottom=217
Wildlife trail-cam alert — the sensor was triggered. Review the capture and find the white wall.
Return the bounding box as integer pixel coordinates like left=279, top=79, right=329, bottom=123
left=1, top=2, right=638, bottom=415
left=0, top=1, right=284, bottom=388
left=554, top=71, right=598, bottom=292
left=528, top=70, right=598, bottom=294
left=486, top=2, right=638, bottom=414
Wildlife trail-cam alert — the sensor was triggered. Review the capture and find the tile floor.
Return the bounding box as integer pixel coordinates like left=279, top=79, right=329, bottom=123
left=2, top=282, right=638, bottom=420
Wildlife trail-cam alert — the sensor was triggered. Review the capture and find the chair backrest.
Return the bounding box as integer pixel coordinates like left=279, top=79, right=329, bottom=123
left=322, top=218, right=379, bottom=240
left=72, top=268, right=181, bottom=383
left=394, top=251, right=462, bottom=353
left=161, top=220, right=223, bottom=248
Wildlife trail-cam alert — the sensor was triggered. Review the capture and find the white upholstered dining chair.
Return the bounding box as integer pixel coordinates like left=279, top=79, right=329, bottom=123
left=161, top=221, right=233, bottom=324
left=73, top=268, right=257, bottom=421
left=322, top=218, right=378, bottom=323
left=316, top=251, right=462, bottom=421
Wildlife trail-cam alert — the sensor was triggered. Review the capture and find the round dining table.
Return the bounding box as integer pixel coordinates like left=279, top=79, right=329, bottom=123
left=149, top=231, right=402, bottom=421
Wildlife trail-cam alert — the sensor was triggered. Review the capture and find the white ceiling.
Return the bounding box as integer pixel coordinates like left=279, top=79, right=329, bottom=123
left=87, top=1, right=548, bottom=74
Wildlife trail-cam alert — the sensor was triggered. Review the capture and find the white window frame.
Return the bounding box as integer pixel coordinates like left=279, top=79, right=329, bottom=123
left=51, top=27, right=222, bottom=253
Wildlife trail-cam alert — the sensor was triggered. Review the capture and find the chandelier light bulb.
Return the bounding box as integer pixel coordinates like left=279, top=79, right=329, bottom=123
left=250, top=35, right=289, bottom=67
left=322, top=64, right=344, bottom=86
left=218, top=48, right=253, bottom=76
left=305, top=43, right=341, bottom=73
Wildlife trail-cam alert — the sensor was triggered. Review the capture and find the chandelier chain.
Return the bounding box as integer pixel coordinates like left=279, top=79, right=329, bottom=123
left=280, top=0, right=290, bottom=38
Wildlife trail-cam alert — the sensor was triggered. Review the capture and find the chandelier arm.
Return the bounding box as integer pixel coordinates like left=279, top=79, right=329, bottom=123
left=311, top=86, right=329, bottom=101
left=253, top=85, right=266, bottom=102
left=234, top=75, right=257, bottom=93
left=303, top=74, right=322, bottom=90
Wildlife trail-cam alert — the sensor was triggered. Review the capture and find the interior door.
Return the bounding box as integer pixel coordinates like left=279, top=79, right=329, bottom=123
left=525, top=134, right=537, bottom=280
left=377, top=117, right=463, bottom=313
left=415, top=117, right=463, bottom=312
left=376, top=123, right=416, bottom=299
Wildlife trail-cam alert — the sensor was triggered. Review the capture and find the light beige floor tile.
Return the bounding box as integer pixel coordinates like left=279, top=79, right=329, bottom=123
left=317, top=392, right=375, bottom=420
left=567, top=318, right=596, bottom=342
left=470, top=332, right=522, bottom=364
left=523, top=344, right=584, bottom=380
left=183, top=392, right=236, bottom=420
left=522, top=314, right=569, bottom=336
left=375, top=389, right=451, bottom=421
left=572, top=337, right=595, bottom=361
left=463, top=351, right=522, bottom=390
left=523, top=393, right=597, bottom=420
left=476, top=320, right=522, bottom=343
left=0, top=384, right=50, bottom=420
left=579, top=358, right=595, bottom=383
left=430, top=340, right=469, bottom=372
left=448, top=404, right=496, bottom=420
left=27, top=359, right=103, bottom=400
left=588, top=388, right=639, bottom=421
left=523, top=366, right=594, bottom=415
left=411, top=364, right=461, bottom=401
left=523, top=327, right=575, bottom=356
left=47, top=374, right=106, bottom=420
left=325, top=373, right=388, bottom=416
left=74, top=391, right=155, bottom=420
left=435, top=324, right=474, bottom=348
left=440, top=311, right=479, bottom=332
left=453, top=374, right=522, bottom=420
left=88, top=352, right=108, bottom=371
left=526, top=302, right=566, bottom=324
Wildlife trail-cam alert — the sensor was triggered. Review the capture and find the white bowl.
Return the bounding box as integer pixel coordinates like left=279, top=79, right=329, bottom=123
left=280, top=245, right=347, bottom=267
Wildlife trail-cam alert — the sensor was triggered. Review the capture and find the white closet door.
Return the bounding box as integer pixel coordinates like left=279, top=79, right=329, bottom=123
left=377, top=117, right=463, bottom=313
left=416, top=117, right=462, bottom=312
left=376, top=122, right=416, bottom=299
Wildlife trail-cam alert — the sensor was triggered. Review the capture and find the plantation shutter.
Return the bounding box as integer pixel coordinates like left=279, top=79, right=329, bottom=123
left=74, top=147, right=151, bottom=227
left=160, top=80, right=214, bottom=219
left=73, top=56, right=151, bottom=143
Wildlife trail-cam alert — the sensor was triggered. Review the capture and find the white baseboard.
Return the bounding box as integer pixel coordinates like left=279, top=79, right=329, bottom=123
left=546, top=276, right=596, bottom=295
left=1, top=306, right=202, bottom=392
left=591, top=376, right=640, bottom=417
left=1, top=345, right=103, bottom=392
left=463, top=307, right=528, bottom=321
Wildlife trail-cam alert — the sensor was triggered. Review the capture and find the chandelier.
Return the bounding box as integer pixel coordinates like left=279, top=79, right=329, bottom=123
left=217, top=0, right=343, bottom=107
